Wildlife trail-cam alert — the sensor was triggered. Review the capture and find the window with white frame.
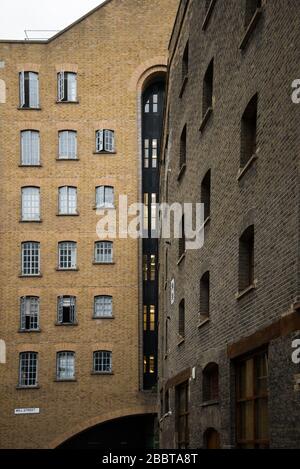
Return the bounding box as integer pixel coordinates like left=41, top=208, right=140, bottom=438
left=20, top=297, right=40, bottom=331
left=94, top=241, right=113, bottom=264
left=19, top=71, right=39, bottom=109
left=21, top=242, right=40, bottom=276
left=96, top=129, right=115, bottom=153
left=57, top=72, right=77, bottom=102
left=93, top=351, right=112, bottom=373
left=94, top=296, right=113, bottom=318
left=58, top=130, right=77, bottom=159
left=21, top=187, right=40, bottom=221
left=56, top=351, right=75, bottom=380
left=58, top=242, right=77, bottom=270
left=19, top=352, right=38, bottom=387
left=57, top=296, right=76, bottom=324
left=58, top=186, right=77, bottom=215
left=21, top=130, right=40, bottom=165
left=95, top=186, right=114, bottom=209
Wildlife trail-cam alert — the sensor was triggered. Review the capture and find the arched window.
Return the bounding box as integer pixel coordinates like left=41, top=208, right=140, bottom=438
left=94, top=241, right=113, bottom=264
left=58, top=242, right=77, bottom=270
left=21, top=130, right=40, bottom=166
left=201, top=170, right=211, bottom=221
left=95, top=186, right=114, bottom=209
left=200, top=271, right=210, bottom=320
left=239, top=225, right=254, bottom=292
left=19, top=71, right=39, bottom=108
left=21, top=186, right=40, bottom=221
left=94, top=296, right=113, bottom=318
left=57, top=72, right=77, bottom=102
left=58, top=186, right=77, bottom=215
left=58, top=130, right=77, bottom=159
left=178, top=299, right=185, bottom=339
left=203, top=362, right=219, bottom=402
left=56, top=351, right=75, bottom=380
left=240, top=94, right=258, bottom=168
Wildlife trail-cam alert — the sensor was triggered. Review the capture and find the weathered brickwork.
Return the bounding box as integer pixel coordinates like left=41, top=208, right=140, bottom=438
left=159, top=0, right=300, bottom=449
left=0, top=0, right=179, bottom=449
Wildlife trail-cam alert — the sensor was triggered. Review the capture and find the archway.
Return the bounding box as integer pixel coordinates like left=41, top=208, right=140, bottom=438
left=203, top=428, right=221, bottom=449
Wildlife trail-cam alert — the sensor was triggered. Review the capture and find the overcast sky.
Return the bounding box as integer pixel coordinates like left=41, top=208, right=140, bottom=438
left=0, top=0, right=105, bottom=40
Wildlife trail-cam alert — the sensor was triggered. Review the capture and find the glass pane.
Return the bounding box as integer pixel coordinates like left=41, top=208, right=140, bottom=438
left=255, top=353, right=268, bottom=395
left=255, top=398, right=269, bottom=440
left=237, top=401, right=254, bottom=441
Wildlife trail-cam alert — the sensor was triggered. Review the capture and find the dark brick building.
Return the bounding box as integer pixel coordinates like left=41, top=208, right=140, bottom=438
left=158, top=0, right=300, bottom=449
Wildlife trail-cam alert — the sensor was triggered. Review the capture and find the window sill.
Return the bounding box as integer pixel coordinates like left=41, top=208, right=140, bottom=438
left=93, top=151, right=117, bottom=155
left=91, top=372, right=114, bottom=376
left=55, top=268, right=79, bottom=272
left=237, top=152, right=258, bottom=181
left=55, top=322, right=79, bottom=327
left=18, top=164, right=42, bottom=168
left=197, top=317, right=210, bottom=329
left=179, top=75, right=188, bottom=98
left=54, top=379, right=77, bottom=383
left=56, top=158, right=80, bottom=161
left=93, top=316, right=115, bottom=320
left=93, top=261, right=115, bottom=265
left=56, top=100, right=79, bottom=104
left=201, top=399, right=219, bottom=407
left=93, top=206, right=115, bottom=211
left=177, top=164, right=186, bottom=181
left=199, top=107, right=213, bottom=133
left=19, top=219, right=42, bottom=223
left=18, top=329, right=41, bottom=333
left=236, top=282, right=257, bottom=300
left=177, top=337, right=185, bottom=347
left=239, top=8, right=263, bottom=51
left=202, top=0, right=217, bottom=30
left=177, top=252, right=186, bottom=266
left=18, top=107, right=42, bottom=111
left=56, top=212, right=80, bottom=217
left=19, top=274, right=42, bottom=278
left=16, top=385, right=40, bottom=390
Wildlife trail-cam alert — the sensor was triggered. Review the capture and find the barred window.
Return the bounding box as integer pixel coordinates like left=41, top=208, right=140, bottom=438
left=58, top=242, right=77, bottom=270
left=20, top=297, right=40, bottom=331
left=19, top=352, right=38, bottom=387
left=58, top=130, right=77, bottom=159
left=19, top=71, right=39, bottom=109
left=95, top=186, right=114, bottom=209
left=21, top=242, right=40, bottom=276
left=96, top=129, right=115, bottom=153
left=21, top=187, right=40, bottom=221
left=58, top=186, right=77, bottom=215
left=94, top=296, right=113, bottom=318
left=21, top=130, right=40, bottom=165
left=93, top=351, right=112, bottom=373
left=56, top=351, right=75, bottom=380
left=57, top=296, right=76, bottom=324
left=57, top=72, right=77, bottom=102
left=95, top=241, right=113, bottom=263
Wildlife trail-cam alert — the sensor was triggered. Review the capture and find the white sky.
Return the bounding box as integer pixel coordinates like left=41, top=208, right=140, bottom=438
left=0, top=0, right=105, bottom=40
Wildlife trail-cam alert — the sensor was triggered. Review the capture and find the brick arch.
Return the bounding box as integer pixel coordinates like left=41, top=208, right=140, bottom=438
left=48, top=406, right=156, bottom=448
left=0, top=79, right=6, bottom=103
left=128, top=56, right=167, bottom=93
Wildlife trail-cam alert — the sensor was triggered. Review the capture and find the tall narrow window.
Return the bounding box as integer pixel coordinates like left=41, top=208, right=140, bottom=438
left=96, top=129, right=115, bottom=153
left=182, top=41, right=189, bottom=81
left=58, top=242, right=77, bottom=270
left=144, top=139, right=149, bottom=168
left=95, top=241, right=113, bottom=264
left=178, top=299, right=185, bottom=339
left=151, top=193, right=157, bottom=232
left=57, top=72, right=77, bottom=102
left=95, top=186, right=114, bottom=209
left=21, top=130, right=40, bottom=166
left=58, top=186, right=77, bottom=215
left=152, top=139, right=158, bottom=168
left=179, top=215, right=186, bottom=259
left=56, top=352, right=75, bottom=380
left=21, top=187, right=40, bottom=221
left=240, top=94, right=258, bottom=168
left=203, top=363, right=219, bottom=402
left=201, top=170, right=211, bottom=220
left=94, top=296, right=113, bottom=318
left=19, top=72, right=39, bottom=109
left=236, top=350, right=269, bottom=448
left=93, top=351, right=112, bottom=373
left=57, top=296, right=76, bottom=325
left=200, top=271, right=210, bottom=320
left=179, top=125, right=187, bottom=170
left=19, top=352, right=38, bottom=387
left=143, top=193, right=149, bottom=232
left=245, top=0, right=262, bottom=27
left=20, top=297, right=40, bottom=331
left=176, top=381, right=189, bottom=448
left=203, top=59, right=214, bottom=118
left=239, top=225, right=254, bottom=292
left=58, top=130, right=77, bottom=160
left=21, top=242, right=40, bottom=276
left=150, top=255, right=156, bottom=281
left=143, top=305, right=155, bottom=331
left=143, top=254, right=148, bottom=281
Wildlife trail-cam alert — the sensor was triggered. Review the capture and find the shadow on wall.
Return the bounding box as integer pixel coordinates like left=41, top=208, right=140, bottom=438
left=0, top=79, right=6, bottom=103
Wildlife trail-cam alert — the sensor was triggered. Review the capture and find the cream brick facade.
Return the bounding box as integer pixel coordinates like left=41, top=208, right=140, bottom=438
left=0, top=0, right=179, bottom=448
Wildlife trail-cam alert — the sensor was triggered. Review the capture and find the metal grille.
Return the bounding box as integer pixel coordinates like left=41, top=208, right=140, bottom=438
left=22, top=242, right=40, bottom=276
left=19, top=352, right=38, bottom=387
left=58, top=242, right=77, bottom=269
left=21, top=130, right=40, bottom=165
left=56, top=351, right=75, bottom=380
left=21, top=187, right=40, bottom=221
left=94, top=296, right=113, bottom=318
left=20, top=297, right=39, bottom=331
left=93, top=351, right=112, bottom=373
left=95, top=241, right=113, bottom=263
